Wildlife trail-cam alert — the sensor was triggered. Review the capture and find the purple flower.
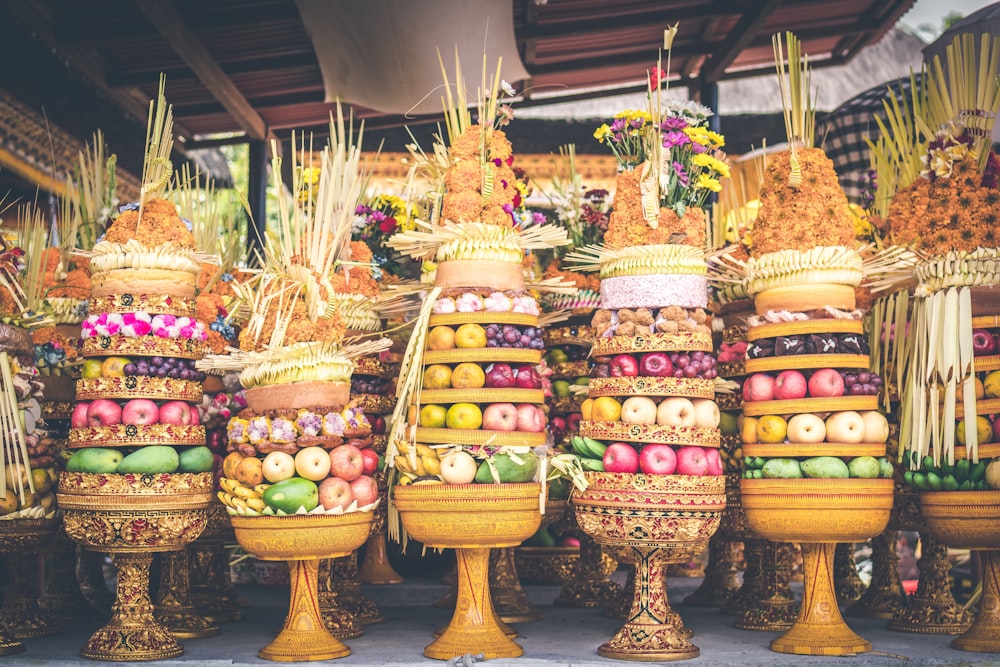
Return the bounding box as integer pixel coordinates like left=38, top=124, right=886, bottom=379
left=532, top=211, right=546, bottom=225
left=672, top=162, right=689, bottom=187
left=661, top=116, right=688, bottom=131
left=610, top=118, right=627, bottom=132
left=690, top=141, right=708, bottom=154
left=662, top=130, right=689, bottom=149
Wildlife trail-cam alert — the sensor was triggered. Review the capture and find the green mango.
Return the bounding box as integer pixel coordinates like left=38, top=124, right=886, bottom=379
left=178, top=446, right=214, bottom=473
left=761, top=458, right=803, bottom=479
left=801, top=456, right=850, bottom=479
left=474, top=452, right=539, bottom=483
left=66, top=448, right=123, bottom=474
left=547, top=477, right=570, bottom=500
left=847, top=456, right=880, bottom=479
left=117, top=446, right=179, bottom=474
left=878, top=457, right=894, bottom=479
left=263, top=477, right=318, bottom=514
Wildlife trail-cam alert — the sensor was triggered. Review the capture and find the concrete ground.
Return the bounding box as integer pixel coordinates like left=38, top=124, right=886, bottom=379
left=14, top=574, right=1000, bottom=667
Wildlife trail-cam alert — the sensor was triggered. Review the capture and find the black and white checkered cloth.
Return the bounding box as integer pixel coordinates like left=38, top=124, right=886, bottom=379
left=820, top=73, right=924, bottom=205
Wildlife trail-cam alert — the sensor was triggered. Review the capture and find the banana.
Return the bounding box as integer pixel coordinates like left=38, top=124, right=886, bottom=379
left=415, top=444, right=436, bottom=458
left=254, top=483, right=271, bottom=495
left=232, top=484, right=260, bottom=500
left=231, top=496, right=248, bottom=512
left=394, top=455, right=416, bottom=474
left=582, top=437, right=608, bottom=458
left=246, top=497, right=267, bottom=512
left=219, top=477, right=240, bottom=494
left=217, top=491, right=239, bottom=509
left=422, top=456, right=441, bottom=476
left=580, top=458, right=605, bottom=472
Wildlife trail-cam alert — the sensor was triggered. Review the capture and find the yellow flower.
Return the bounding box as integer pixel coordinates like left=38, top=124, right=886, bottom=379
left=683, top=126, right=710, bottom=146
left=594, top=124, right=611, bottom=141
left=692, top=153, right=730, bottom=178
left=706, top=131, right=725, bottom=148
left=696, top=173, right=722, bottom=192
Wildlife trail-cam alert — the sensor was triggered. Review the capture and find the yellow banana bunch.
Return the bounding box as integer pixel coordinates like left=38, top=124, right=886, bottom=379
left=416, top=444, right=441, bottom=476
left=394, top=444, right=442, bottom=476
left=218, top=478, right=267, bottom=513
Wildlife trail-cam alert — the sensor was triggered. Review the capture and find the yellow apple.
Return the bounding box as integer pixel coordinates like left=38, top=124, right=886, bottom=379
left=427, top=326, right=456, bottom=351
left=81, top=359, right=104, bottom=379
left=422, top=364, right=453, bottom=389
left=419, top=404, right=448, bottom=428
left=445, top=403, right=483, bottom=430
left=451, top=362, right=486, bottom=389
left=739, top=415, right=759, bottom=444
left=0, top=489, right=16, bottom=515
left=580, top=398, right=594, bottom=421
left=101, top=356, right=132, bottom=377
left=454, top=324, right=487, bottom=349
left=30, top=468, right=51, bottom=494
left=957, top=416, right=993, bottom=446
left=984, top=370, right=1000, bottom=399
left=755, top=415, right=787, bottom=444
left=590, top=396, right=622, bottom=422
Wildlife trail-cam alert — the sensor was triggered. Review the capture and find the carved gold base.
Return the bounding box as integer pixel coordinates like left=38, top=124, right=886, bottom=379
left=80, top=552, right=184, bottom=661
left=684, top=534, right=739, bottom=607
left=846, top=530, right=906, bottom=619
left=154, top=550, right=220, bottom=639
left=329, top=554, right=384, bottom=625
left=770, top=543, right=870, bottom=656
left=425, top=547, right=523, bottom=660
left=834, top=543, right=866, bottom=605
left=318, top=559, right=363, bottom=640
left=260, top=560, right=351, bottom=662
left=42, top=532, right=99, bottom=623
left=490, top=547, right=542, bottom=624
left=556, top=532, right=622, bottom=609
left=358, top=532, right=404, bottom=585
left=950, top=551, right=1000, bottom=653
left=732, top=540, right=797, bottom=631
left=0, top=552, right=62, bottom=639
left=78, top=550, right=115, bottom=612
left=888, top=532, right=972, bottom=634
left=189, top=542, right=246, bottom=623
left=598, top=547, right=699, bottom=661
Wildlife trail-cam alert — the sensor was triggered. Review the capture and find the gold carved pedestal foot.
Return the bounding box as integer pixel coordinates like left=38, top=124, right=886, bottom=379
left=188, top=542, right=246, bottom=623
left=80, top=551, right=184, bottom=661
left=318, top=558, right=363, bottom=640
left=154, top=550, right=220, bottom=639
left=555, top=532, right=622, bottom=609
left=733, top=540, right=797, bottom=631
left=950, top=550, right=1000, bottom=653
left=78, top=549, right=115, bottom=612
left=425, top=547, right=523, bottom=660
left=357, top=500, right=404, bottom=585
left=684, top=534, right=739, bottom=607
left=770, top=543, right=870, bottom=656
left=41, top=530, right=99, bottom=623
left=888, top=532, right=972, bottom=634
left=846, top=530, right=906, bottom=619
left=259, top=559, right=352, bottom=662
left=330, top=553, right=384, bottom=625
left=598, top=547, right=699, bottom=661
left=0, top=552, right=62, bottom=639
left=834, top=542, right=866, bottom=605
left=490, top=547, right=542, bottom=624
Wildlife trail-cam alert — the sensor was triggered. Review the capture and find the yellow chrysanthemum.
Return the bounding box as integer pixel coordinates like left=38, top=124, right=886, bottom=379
left=696, top=173, right=722, bottom=192
left=692, top=153, right=730, bottom=178
left=706, top=130, right=725, bottom=148
left=594, top=124, right=611, bottom=141
left=683, top=126, right=710, bottom=146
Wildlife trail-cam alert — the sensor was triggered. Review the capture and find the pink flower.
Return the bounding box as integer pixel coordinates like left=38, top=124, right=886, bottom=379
left=133, top=321, right=151, bottom=336
left=648, top=66, right=666, bottom=92
left=180, top=326, right=194, bottom=339
left=122, top=313, right=136, bottom=325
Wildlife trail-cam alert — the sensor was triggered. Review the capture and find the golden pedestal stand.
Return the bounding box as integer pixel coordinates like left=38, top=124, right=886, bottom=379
left=58, top=472, right=214, bottom=661
left=318, top=558, right=363, bottom=639
left=41, top=525, right=98, bottom=623
left=395, top=483, right=542, bottom=660
left=154, top=549, right=220, bottom=639
left=231, top=511, right=374, bottom=662
left=0, top=519, right=63, bottom=652
left=574, top=472, right=725, bottom=661
left=921, top=490, right=1000, bottom=653
left=742, top=478, right=893, bottom=655
left=188, top=505, right=247, bottom=623
left=834, top=543, right=866, bottom=604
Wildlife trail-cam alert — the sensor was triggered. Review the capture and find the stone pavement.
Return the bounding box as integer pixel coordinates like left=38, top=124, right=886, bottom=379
left=15, top=575, right=1000, bottom=666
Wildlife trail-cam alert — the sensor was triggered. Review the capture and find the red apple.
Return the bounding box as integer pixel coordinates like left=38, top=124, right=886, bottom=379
left=71, top=402, right=90, bottom=429
left=610, top=354, right=639, bottom=377
left=639, top=352, right=674, bottom=377
left=567, top=413, right=582, bottom=431
left=603, top=442, right=640, bottom=473
left=87, top=399, right=123, bottom=427
left=993, top=415, right=1000, bottom=443
left=318, top=476, right=354, bottom=511
left=484, top=363, right=516, bottom=389
left=482, top=403, right=519, bottom=431
left=638, top=444, right=677, bottom=474
left=550, top=415, right=567, bottom=432
left=808, top=368, right=846, bottom=398
left=773, top=370, right=808, bottom=400
left=675, top=446, right=709, bottom=476
left=122, top=399, right=160, bottom=425
left=704, top=448, right=724, bottom=476
left=516, top=403, right=546, bottom=432
left=514, top=365, right=542, bottom=389
left=189, top=404, right=202, bottom=425
left=972, top=328, right=997, bottom=356
left=350, top=474, right=379, bottom=507
left=329, top=444, right=365, bottom=481
left=206, top=428, right=227, bottom=455
left=371, top=415, right=387, bottom=435
left=743, top=374, right=776, bottom=402
left=160, top=400, right=194, bottom=426
left=360, top=448, right=380, bottom=475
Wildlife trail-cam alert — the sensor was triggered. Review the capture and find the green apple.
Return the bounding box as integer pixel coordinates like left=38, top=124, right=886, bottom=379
left=719, top=411, right=740, bottom=435
left=81, top=359, right=104, bottom=379
left=573, top=376, right=590, bottom=386
left=546, top=349, right=569, bottom=365
left=552, top=380, right=571, bottom=398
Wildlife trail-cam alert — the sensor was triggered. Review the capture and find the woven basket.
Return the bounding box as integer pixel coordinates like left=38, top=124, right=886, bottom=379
left=68, top=423, right=206, bottom=448
left=417, top=388, right=545, bottom=404
left=423, top=348, right=541, bottom=365
left=591, top=331, right=712, bottom=356
left=742, top=442, right=887, bottom=458
left=82, top=335, right=206, bottom=360
left=742, top=395, right=878, bottom=417
left=973, top=355, right=1000, bottom=372
left=587, top=376, right=715, bottom=399
left=428, top=312, right=538, bottom=327
left=747, top=319, right=863, bottom=341
left=745, top=354, right=869, bottom=373
left=954, top=397, right=1000, bottom=420
left=579, top=420, right=721, bottom=448
left=76, top=376, right=203, bottom=402
left=414, top=426, right=546, bottom=447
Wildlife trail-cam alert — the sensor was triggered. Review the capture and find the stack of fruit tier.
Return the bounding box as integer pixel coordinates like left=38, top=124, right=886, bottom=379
left=67, top=287, right=215, bottom=478
left=543, top=319, right=593, bottom=447
left=396, top=287, right=547, bottom=487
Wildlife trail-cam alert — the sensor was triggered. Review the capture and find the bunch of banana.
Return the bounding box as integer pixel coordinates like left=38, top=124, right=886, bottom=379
left=720, top=444, right=743, bottom=473
left=393, top=442, right=442, bottom=478
left=569, top=435, right=607, bottom=471
left=745, top=246, right=863, bottom=294
left=218, top=477, right=269, bottom=513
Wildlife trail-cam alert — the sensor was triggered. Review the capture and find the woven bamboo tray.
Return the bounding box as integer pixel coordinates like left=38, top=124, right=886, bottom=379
left=68, top=423, right=206, bottom=448
left=744, top=354, right=869, bottom=373
left=742, top=442, right=887, bottom=457
left=417, top=388, right=545, bottom=404
left=413, top=426, right=547, bottom=447
left=742, top=395, right=878, bottom=417
left=428, top=312, right=538, bottom=327
left=974, top=355, right=1000, bottom=372
left=948, top=442, right=1000, bottom=459
left=954, top=397, right=1000, bottom=419
left=591, top=331, right=712, bottom=356
left=578, top=420, right=721, bottom=448
left=423, top=348, right=541, bottom=365
left=972, top=315, right=1000, bottom=328
left=587, top=376, right=715, bottom=399
left=75, top=376, right=203, bottom=402
left=747, top=318, right=864, bottom=341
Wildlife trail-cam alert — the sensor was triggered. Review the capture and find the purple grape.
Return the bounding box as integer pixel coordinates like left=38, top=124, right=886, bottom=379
left=691, top=351, right=704, bottom=361
left=673, top=368, right=684, bottom=378
left=124, top=363, right=137, bottom=375
left=849, top=383, right=865, bottom=395
left=675, top=354, right=689, bottom=369
left=857, top=371, right=871, bottom=384
left=669, top=352, right=679, bottom=362
left=871, top=375, right=883, bottom=387
left=136, top=361, right=150, bottom=375
left=486, top=339, right=498, bottom=347
left=688, top=361, right=702, bottom=373
left=519, top=335, right=531, bottom=346
left=843, top=373, right=858, bottom=385
left=151, top=356, right=164, bottom=367
left=703, top=369, right=717, bottom=380
left=156, top=368, right=168, bottom=378
left=504, top=329, right=519, bottom=343
left=861, top=383, right=875, bottom=395
left=180, top=369, right=192, bottom=381
left=683, top=365, right=698, bottom=378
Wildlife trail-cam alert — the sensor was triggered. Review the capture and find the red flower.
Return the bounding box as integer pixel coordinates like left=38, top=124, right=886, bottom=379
left=378, top=218, right=398, bottom=234
left=648, top=67, right=666, bottom=92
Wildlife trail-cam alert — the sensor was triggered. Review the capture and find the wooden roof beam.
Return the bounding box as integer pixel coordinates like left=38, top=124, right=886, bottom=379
left=699, top=0, right=782, bottom=82
left=134, top=0, right=272, bottom=142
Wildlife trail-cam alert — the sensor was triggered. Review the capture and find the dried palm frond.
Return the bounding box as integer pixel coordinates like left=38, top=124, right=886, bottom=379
left=69, top=130, right=118, bottom=250
left=865, top=73, right=926, bottom=219
left=16, top=206, right=49, bottom=319
left=0, top=353, right=34, bottom=503
left=773, top=32, right=815, bottom=187
left=138, top=75, right=174, bottom=222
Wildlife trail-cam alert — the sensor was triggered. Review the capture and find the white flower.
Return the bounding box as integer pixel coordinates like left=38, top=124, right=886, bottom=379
left=501, top=80, right=516, bottom=97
